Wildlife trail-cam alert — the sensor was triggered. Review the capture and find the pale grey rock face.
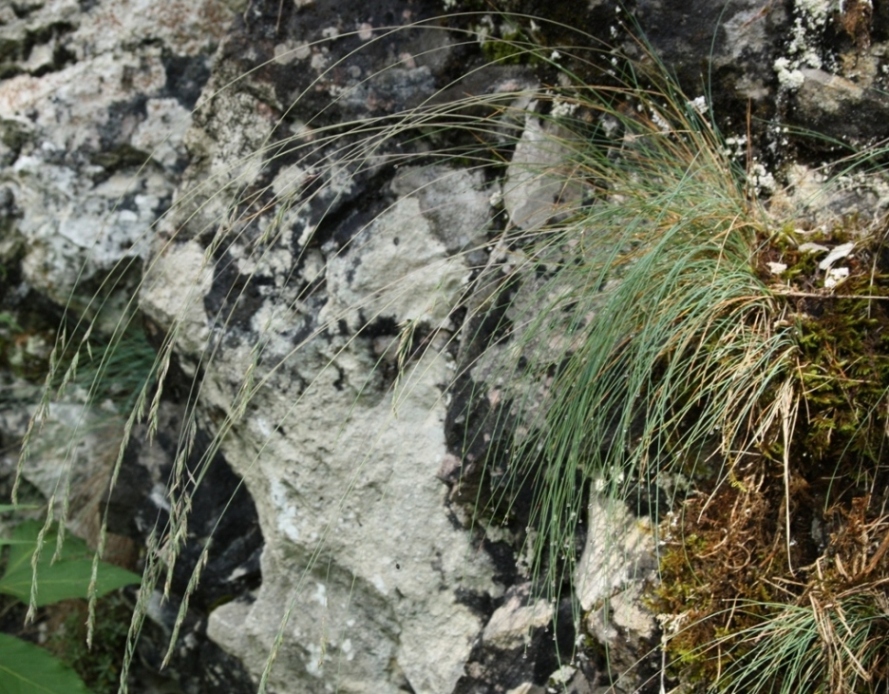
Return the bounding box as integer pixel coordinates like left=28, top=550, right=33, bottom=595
left=481, top=589, right=551, bottom=651
left=138, top=26, right=502, bottom=687
left=158, top=176, right=499, bottom=691
left=575, top=496, right=659, bottom=694
left=503, top=112, right=585, bottom=231
left=0, top=388, right=126, bottom=538
left=141, top=239, right=214, bottom=358
left=794, top=67, right=889, bottom=142
left=0, top=0, right=234, bottom=306
left=0, top=0, right=254, bottom=689
left=129, top=4, right=520, bottom=687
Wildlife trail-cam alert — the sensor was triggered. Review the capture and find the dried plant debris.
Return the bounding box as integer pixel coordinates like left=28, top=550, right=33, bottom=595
left=652, top=208, right=889, bottom=692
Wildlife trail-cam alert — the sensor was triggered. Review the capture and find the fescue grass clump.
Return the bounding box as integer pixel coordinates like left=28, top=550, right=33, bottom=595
left=450, top=26, right=889, bottom=692
left=467, top=52, right=798, bottom=599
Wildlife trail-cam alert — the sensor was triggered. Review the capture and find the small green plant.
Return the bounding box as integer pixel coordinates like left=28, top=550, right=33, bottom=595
left=0, top=509, right=140, bottom=694
left=47, top=594, right=135, bottom=694
left=718, top=589, right=889, bottom=694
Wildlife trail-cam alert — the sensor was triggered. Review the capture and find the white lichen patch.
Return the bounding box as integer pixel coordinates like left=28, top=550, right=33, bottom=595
left=774, top=0, right=834, bottom=90
left=775, top=56, right=806, bottom=89
left=748, top=162, right=778, bottom=196
left=721, top=134, right=748, bottom=159
left=273, top=40, right=312, bottom=64
left=687, top=95, right=709, bottom=116
left=550, top=95, right=577, bottom=118
left=310, top=49, right=330, bottom=71
left=271, top=163, right=312, bottom=200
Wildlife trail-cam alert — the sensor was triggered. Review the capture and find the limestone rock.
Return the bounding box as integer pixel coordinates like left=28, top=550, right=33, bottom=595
left=575, top=496, right=659, bottom=694
left=637, top=0, right=789, bottom=111
left=0, top=0, right=233, bottom=306
left=794, top=67, right=889, bottom=143
left=453, top=587, right=579, bottom=694
left=503, top=114, right=586, bottom=231
left=185, top=186, right=498, bottom=690
left=134, top=9, right=505, bottom=691
left=481, top=587, right=552, bottom=651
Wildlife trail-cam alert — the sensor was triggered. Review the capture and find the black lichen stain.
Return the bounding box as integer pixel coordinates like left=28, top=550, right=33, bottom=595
left=162, top=51, right=212, bottom=110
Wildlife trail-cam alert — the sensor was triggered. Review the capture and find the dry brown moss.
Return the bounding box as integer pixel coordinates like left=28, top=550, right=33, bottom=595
left=653, top=215, right=889, bottom=692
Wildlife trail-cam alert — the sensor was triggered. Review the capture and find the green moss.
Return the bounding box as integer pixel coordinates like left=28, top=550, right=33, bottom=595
left=651, top=217, right=889, bottom=691
left=481, top=31, right=530, bottom=65
left=651, top=482, right=786, bottom=686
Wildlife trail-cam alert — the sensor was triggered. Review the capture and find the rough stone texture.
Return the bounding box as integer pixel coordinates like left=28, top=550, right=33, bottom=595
left=116, top=411, right=262, bottom=694
left=0, top=390, right=127, bottom=541
left=794, top=66, right=889, bottom=143
left=200, top=337, right=498, bottom=693
left=481, top=587, right=551, bottom=650
left=451, top=583, right=584, bottom=694
left=768, top=163, right=889, bottom=227
left=635, top=0, right=889, bottom=147
left=0, top=0, right=234, bottom=308
left=179, top=166, right=500, bottom=691
left=0, top=390, right=262, bottom=693
left=635, top=0, right=789, bottom=117
left=575, top=496, right=659, bottom=694
left=0, top=0, right=253, bottom=691
left=133, top=6, right=507, bottom=691
left=503, top=113, right=586, bottom=231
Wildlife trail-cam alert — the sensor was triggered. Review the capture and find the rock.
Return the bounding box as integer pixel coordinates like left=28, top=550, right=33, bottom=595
left=189, top=199, right=499, bottom=690
left=135, top=7, right=508, bottom=691
left=575, top=496, right=659, bottom=694
left=636, top=0, right=789, bottom=116
left=0, top=384, right=263, bottom=691
left=0, top=0, right=234, bottom=307
left=0, top=389, right=128, bottom=541
left=481, top=586, right=552, bottom=651
left=141, top=240, right=214, bottom=358
left=0, top=1, right=250, bottom=690
left=10, top=1, right=889, bottom=693
left=503, top=113, right=587, bottom=231
left=453, top=586, right=578, bottom=694
left=768, top=163, right=889, bottom=227
left=793, top=67, right=889, bottom=143
left=506, top=684, right=546, bottom=694
left=110, top=404, right=263, bottom=693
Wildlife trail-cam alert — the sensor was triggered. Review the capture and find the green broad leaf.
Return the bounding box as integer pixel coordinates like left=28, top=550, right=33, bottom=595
left=0, top=521, right=140, bottom=606
left=0, top=632, right=93, bottom=693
